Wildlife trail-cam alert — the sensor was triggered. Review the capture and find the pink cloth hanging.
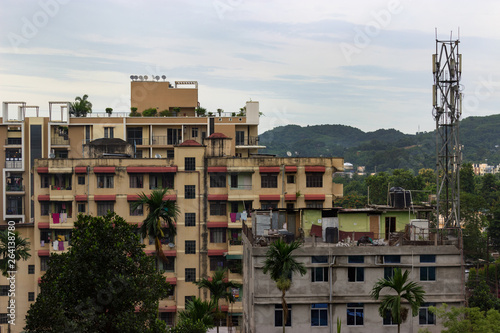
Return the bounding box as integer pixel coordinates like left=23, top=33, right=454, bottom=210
left=230, top=213, right=237, bottom=222
left=58, top=241, right=64, bottom=251
left=52, top=213, right=60, bottom=224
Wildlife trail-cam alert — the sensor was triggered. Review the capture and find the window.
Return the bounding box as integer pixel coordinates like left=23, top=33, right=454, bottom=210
left=236, top=131, right=245, bottom=145
left=210, top=228, right=227, bottom=243
left=127, top=127, right=143, bottom=145
left=130, top=203, right=143, bottom=216
left=104, top=127, right=114, bottom=138
left=0, top=286, right=8, bottom=296
left=40, top=202, right=49, bottom=216
left=420, top=255, right=436, bottom=263
left=149, top=173, right=174, bottom=189
left=230, top=174, right=238, bottom=188
left=28, top=292, right=35, bottom=302
left=97, top=202, right=114, bottom=216
left=419, top=303, right=436, bottom=325
left=311, top=267, right=329, bottom=282
left=40, top=230, right=51, bottom=243
left=261, top=173, right=278, bottom=188
left=348, top=256, right=364, bottom=264
left=97, top=175, right=114, bottom=188
left=384, top=255, right=401, bottom=264
left=135, top=150, right=143, bottom=158
left=28, top=265, right=35, bottom=274
left=347, top=303, right=363, bottom=326
left=185, top=268, right=196, bottom=282
left=185, top=213, right=196, bottom=227
left=384, top=267, right=396, bottom=279
left=383, top=310, right=397, bottom=325
left=192, top=127, right=198, bottom=138
left=348, top=267, right=364, bottom=282
left=210, top=173, right=226, bottom=187
left=312, top=256, right=328, bottom=263
left=78, top=176, right=85, bottom=185
left=41, top=257, right=49, bottom=271
left=157, top=258, right=175, bottom=272
left=0, top=313, right=7, bottom=324
left=78, top=203, right=86, bottom=213
left=185, top=157, right=196, bottom=171
left=185, top=240, right=196, bottom=254
left=420, top=267, right=436, bottom=281
left=210, top=256, right=226, bottom=271
left=160, top=312, right=174, bottom=326
left=185, top=295, right=195, bottom=304
left=41, top=175, right=49, bottom=188
left=167, top=149, right=174, bottom=158
left=306, top=173, right=323, bottom=187
left=261, top=201, right=278, bottom=210
left=167, top=128, right=181, bottom=145
left=287, top=175, right=295, bottom=184
left=185, top=185, right=195, bottom=199
left=210, top=201, right=227, bottom=216
left=311, top=303, right=328, bottom=327
left=306, top=201, right=323, bottom=209
left=275, top=304, right=291, bottom=327
left=129, top=174, right=143, bottom=188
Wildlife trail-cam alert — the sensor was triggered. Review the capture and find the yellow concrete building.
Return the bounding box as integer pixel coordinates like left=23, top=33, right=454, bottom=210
left=0, top=81, right=343, bottom=331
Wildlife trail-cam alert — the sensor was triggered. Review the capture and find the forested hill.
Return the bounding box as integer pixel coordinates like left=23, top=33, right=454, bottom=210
left=259, top=114, right=500, bottom=173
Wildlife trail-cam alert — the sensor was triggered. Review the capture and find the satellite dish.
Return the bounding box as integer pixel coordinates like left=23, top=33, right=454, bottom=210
left=130, top=75, right=134, bottom=80
left=286, top=151, right=292, bottom=157
left=155, top=154, right=162, bottom=158
left=155, top=75, right=160, bottom=81
left=49, top=153, right=55, bottom=158
left=144, top=75, right=148, bottom=80
left=168, top=243, right=175, bottom=248
left=161, top=75, right=166, bottom=80
left=133, top=75, right=138, bottom=80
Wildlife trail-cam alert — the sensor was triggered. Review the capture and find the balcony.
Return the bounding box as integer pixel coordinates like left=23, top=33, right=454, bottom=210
left=6, top=207, right=24, bottom=215
left=51, top=135, right=70, bottom=145
left=5, top=159, right=22, bottom=169
left=6, top=184, right=24, bottom=192
left=51, top=185, right=72, bottom=191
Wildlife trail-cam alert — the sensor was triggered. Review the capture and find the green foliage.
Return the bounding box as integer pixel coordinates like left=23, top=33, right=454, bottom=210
left=334, top=193, right=367, bottom=208
left=195, top=107, right=206, bottom=116
left=237, top=107, right=246, bottom=116
left=142, top=108, right=158, bottom=117
left=466, top=275, right=500, bottom=311
left=461, top=192, right=488, bottom=260
left=167, top=319, right=211, bottom=333
left=159, top=109, right=172, bottom=117
left=70, top=94, right=92, bottom=117
left=24, top=213, right=170, bottom=333
left=371, top=268, right=425, bottom=332
left=129, top=107, right=141, bottom=117
left=432, top=304, right=500, bottom=333
left=178, top=297, right=216, bottom=329
left=105, top=107, right=113, bottom=116
left=0, top=230, right=30, bottom=277
left=461, top=163, right=476, bottom=193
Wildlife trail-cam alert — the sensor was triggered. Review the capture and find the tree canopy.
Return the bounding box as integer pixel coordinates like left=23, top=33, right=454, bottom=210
left=69, top=94, right=92, bottom=117
left=24, top=213, right=170, bottom=333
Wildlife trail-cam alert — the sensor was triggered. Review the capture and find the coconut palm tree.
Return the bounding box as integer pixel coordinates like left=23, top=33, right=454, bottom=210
left=131, top=188, right=179, bottom=262
left=69, top=94, right=92, bottom=117
left=262, top=239, right=306, bottom=333
left=0, top=230, right=31, bottom=277
left=371, top=267, right=425, bottom=333
left=194, top=268, right=242, bottom=333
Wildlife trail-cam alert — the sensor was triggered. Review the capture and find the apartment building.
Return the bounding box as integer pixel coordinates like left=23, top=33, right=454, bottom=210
left=243, top=212, right=464, bottom=333
left=0, top=80, right=344, bottom=332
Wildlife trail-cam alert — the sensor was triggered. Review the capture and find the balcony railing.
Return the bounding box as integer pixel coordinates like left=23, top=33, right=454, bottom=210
left=51, top=185, right=72, bottom=191
left=230, top=184, right=252, bottom=190
left=6, top=184, right=24, bottom=192
left=5, top=138, right=21, bottom=145
left=6, top=207, right=24, bottom=215
left=51, top=136, right=70, bottom=145
left=236, top=136, right=259, bottom=146
left=5, top=160, right=22, bottom=169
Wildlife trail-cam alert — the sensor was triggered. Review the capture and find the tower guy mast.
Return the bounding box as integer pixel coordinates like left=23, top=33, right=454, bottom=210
left=432, top=34, right=462, bottom=228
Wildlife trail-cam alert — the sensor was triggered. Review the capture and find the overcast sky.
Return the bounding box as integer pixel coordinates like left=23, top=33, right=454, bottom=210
left=1, top=0, right=499, bottom=134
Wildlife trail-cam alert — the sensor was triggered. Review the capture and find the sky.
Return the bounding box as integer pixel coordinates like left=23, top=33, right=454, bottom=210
left=1, top=0, right=500, bottom=134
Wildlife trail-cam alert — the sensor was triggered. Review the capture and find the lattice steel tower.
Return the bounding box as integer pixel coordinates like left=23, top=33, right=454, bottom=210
left=432, top=36, right=462, bottom=228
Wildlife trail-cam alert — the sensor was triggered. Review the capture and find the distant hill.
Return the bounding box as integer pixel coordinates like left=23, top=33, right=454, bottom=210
left=259, top=114, right=500, bottom=173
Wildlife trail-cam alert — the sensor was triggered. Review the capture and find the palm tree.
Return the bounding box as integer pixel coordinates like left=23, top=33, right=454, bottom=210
left=371, top=268, right=425, bottom=333
left=69, top=94, right=92, bottom=117
left=262, top=239, right=306, bottom=333
left=0, top=230, right=31, bottom=277
left=194, top=268, right=242, bottom=333
left=131, top=188, right=179, bottom=262
left=178, top=297, right=216, bottom=329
